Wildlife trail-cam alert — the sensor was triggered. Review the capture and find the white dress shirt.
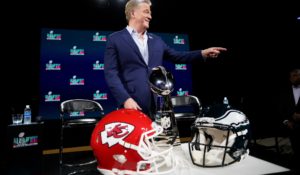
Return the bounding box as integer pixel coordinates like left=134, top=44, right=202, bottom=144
left=126, top=26, right=149, bottom=65
left=292, top=85, right=300, bottom=105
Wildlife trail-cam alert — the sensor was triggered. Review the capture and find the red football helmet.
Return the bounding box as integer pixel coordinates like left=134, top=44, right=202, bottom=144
left=91, top=109, right=176, bottom=175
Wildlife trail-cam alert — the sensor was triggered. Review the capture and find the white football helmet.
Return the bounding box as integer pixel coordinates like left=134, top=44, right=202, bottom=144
left=189, top=104, right=250, bottom=167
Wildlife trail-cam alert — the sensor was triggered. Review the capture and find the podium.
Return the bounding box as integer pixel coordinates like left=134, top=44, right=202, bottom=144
left=6, top=122, right=44, bottom=175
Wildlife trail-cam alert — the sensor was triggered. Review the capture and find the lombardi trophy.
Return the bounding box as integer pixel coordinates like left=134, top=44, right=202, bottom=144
left=149, top=66, right=180, bottom=145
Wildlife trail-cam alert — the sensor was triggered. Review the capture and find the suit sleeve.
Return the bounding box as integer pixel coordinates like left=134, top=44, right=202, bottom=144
left=296, top=97, right=300, bottom=113
left=104, top=36, right=130, bottom=106
left=277, top=89, right=296, bottom=122
left=161, top=39, right=204, bottom=63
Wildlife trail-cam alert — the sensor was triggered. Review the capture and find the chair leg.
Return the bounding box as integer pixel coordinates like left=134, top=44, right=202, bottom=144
left=274, top=136, right=280, bottom=154
left=59, top=144, right=63, bottom=175
left=59, top=124, right=64, bottom=175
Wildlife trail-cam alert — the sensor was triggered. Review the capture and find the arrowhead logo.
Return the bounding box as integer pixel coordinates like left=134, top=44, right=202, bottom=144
left=101, top=122, right=134, bottom=147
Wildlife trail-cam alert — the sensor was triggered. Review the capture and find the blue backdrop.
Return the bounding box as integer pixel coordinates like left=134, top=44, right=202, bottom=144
left=39, top=28, right=193, bottom=120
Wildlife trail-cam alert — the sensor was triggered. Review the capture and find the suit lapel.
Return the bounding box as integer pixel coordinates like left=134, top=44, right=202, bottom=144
left=296, top=96, right=300, bottom=112
left=121, top=29, right=145, bottom=64
left=147, top=33, right=154, bottom=67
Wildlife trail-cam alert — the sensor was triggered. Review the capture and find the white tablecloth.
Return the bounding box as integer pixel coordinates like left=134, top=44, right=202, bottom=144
left=166, top=143, right=290, bottom=175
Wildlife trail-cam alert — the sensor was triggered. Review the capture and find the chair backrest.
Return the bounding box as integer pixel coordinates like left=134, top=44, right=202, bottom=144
left=171, top=95, right=201, bottom=139
left=60, top=99, right=104, bottom=120
left=171, top=95, right=201, bottom=117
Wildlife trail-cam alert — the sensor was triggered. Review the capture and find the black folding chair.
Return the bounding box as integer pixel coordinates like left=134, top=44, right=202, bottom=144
left=59, top=99, right=104, bottom=175
left=171, top=95, right=202, bottom=141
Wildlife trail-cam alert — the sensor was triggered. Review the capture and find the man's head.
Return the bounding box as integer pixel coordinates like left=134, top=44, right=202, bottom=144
left=125, top=0, right=152, bottom=32
left=289, top=68, right=300, bottom=87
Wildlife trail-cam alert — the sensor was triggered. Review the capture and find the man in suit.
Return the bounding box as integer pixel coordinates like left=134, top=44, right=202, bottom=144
left=104, top=0, right=226, bottom=118
left=278, top=68, right=300, bottom=168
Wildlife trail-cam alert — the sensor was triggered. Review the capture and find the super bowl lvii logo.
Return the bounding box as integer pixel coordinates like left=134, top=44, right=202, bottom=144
left=93, top=60, right=104, bottom=70
left=70, top=46, right=85, bottom=56
left=70, top=75, right=85, bottom=85
left=13, top=132, right=38, bottom=148
left=45, top=91, right=61, bottom=102
left=93, top=32, right=107, bottom=42
left=177, top=88, right=189, bottom=96
left=46, top=60, right=61, bottom=70
left=175, top=64, right=187, bottom=70
left=173, top=35, right=185, bottom=44
left=93, top=90, right=108, bottom=100
left=46, top=30, right=61, bottom=40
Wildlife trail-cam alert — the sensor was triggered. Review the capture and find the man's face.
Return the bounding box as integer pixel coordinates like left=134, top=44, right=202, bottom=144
left=290, top=69, right=300, bottom=86
left=132, top=3, right=152, bottom=30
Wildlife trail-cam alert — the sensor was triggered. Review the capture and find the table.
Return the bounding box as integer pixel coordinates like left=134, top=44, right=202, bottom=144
left=6, top=122, right=44, bottom=174
left=164, top=143, right=290, bottom=175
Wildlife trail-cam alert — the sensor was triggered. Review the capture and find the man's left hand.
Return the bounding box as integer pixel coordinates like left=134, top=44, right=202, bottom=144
left=202, top=47, right=227, bottom=58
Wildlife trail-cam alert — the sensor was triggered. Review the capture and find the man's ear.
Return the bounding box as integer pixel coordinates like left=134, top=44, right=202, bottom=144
left=130, top=10, right=135, bottom=18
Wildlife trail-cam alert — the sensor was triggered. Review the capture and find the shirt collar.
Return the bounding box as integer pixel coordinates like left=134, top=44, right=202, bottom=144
left=293, top=85, right=300, bottom=89
left=126, top=26, right=147, bottom=36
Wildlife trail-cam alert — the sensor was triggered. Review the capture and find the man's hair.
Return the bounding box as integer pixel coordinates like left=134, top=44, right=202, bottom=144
left=125, top=0, right=152, bottom=22
left=290, top=68, right=300, bottom=73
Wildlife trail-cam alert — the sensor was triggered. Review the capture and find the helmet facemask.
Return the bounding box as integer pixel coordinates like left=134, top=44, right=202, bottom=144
left=136, top=123, right=176, bottom=174
left=189, top=109, right=250, bottom=167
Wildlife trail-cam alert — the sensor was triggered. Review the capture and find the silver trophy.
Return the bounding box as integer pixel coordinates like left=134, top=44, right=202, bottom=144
left=149, top=66, right=180, bottom=145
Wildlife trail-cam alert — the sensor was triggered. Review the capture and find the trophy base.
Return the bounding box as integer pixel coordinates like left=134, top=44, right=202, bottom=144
left=154, top=111, right=181, bottom=146
left=154, top=126, right=181, bottom=146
